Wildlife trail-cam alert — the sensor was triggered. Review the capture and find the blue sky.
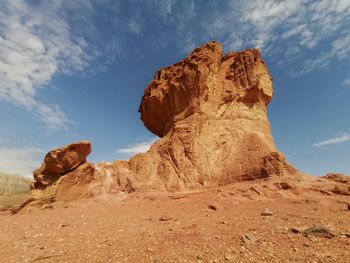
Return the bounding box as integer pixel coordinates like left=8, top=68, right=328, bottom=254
left=0, top=0, right=349, bottom=176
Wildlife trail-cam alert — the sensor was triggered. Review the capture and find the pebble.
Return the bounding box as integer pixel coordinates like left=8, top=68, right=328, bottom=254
left=261, top=208, right=273, bottom=216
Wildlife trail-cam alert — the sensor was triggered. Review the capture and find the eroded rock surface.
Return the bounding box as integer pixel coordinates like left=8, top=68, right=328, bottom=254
left=132, top=41, right=296, bottom=190
left=30, top=41, right=301, bottom=200
left=31, top=141, right=91, bottom=189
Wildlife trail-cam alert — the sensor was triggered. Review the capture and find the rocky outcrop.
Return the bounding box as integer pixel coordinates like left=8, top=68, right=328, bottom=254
left=30, top=41, right=299, bottom=201
left=131, top=41, right=296, bottom=190
left=323, top=173, right=350, bottom=195
left=31, top=141, right=91, bottom=189
left=324, top=173, right=350, bottom=184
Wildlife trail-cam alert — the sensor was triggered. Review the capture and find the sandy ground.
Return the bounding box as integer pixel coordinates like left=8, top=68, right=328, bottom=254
left=0, top=193, right=30, bottom=208
left=0, top=182, right=349, bottom=263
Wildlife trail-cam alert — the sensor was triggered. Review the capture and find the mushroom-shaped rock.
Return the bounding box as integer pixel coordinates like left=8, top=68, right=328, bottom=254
left=30, top=41, right=298, bottom=198
left=133, top=41, right=297, bottom=190
left=138, top=41, right=274, bottom=138
left=32, top=141, right=92, bottom=188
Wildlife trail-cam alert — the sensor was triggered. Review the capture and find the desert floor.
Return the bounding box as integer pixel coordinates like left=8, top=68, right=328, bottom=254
left=0, top=182, right=349, bottom=263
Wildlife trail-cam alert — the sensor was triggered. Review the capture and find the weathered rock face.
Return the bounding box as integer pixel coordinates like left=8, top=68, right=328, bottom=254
left=30, top=41, right=298, bottom=200
left=32, top=141, right=92, bottom=189
left=132, top=41, right=296, bottom=190
left=139, top=42, right=273, bottom=138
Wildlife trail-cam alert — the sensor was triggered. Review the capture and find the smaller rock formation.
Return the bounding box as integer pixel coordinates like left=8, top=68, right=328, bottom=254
left=324, top=173, right=350, bottom=184
left=31, top=141, right=91, bottom=189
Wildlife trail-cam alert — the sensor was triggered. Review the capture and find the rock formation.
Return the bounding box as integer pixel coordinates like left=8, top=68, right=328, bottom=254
left=31, top=41, right=299, bottom=200
left=133, top=41, right=296, bottom=190
left=31, top=141, right=92, bottom=189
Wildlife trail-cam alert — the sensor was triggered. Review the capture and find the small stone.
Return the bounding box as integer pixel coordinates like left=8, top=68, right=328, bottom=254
left=308, top=235, right=319, bottom=242
left=291, top=227, right=306, bottom=234
left=242, top=233, right=260, bottom=245
left=261, top=208, right=273, bottom=216
left=208, top=204, right=218, bottom=211
left=35, top=251, right=65, bottom=261
left=292, top=225, right=335, bottom=238
left=41, top=204, right=53, bottom=210
left=304, top=225, right=335, bottom=238
left=224, top=255, right=235, bottom=262
left=159, top=215, right=172, bottom=221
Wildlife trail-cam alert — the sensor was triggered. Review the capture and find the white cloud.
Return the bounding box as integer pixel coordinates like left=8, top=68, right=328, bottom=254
left=147, top=0, right=350, bottom=76
left=343, top=78, right=350, bottom=86
left=313, top=133, right=350, bottom=148
left=239, top=0, right=303, bottom=50
left=146, top=0, right=176, bottom=17
left=0, top=0, right=120, bottom=130
left=332, top=33, right=350, bottom=59
left=214, top=0, right=350, bottom=75
left=235, top=0, right=350, bottom=59
left=0, top=1, right=79, bottom=129
left=291, top=33, right=350, bottom=76
left=128, top=20, right=142, bottom=35
left=117, top=138, right=158, bottom=156
left=0, top=0, right=348, bottom=132
left=0, top=146, right=44, bottom=176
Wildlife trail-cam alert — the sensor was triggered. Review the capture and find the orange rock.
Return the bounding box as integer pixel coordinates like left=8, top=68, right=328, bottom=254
left=324, top=173, right=350, bottom=184
left=31, top=41, right=299, bottom=198
left=129, top=41, right=296, bottom=190
left=32, top=141, right=91, bottom=189
left=54, top=162, right=96, bottom=201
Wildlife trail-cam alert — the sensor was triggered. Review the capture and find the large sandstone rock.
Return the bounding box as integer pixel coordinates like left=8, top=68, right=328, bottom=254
left=30, top=41, right=298, bottom=201
left=131, top=41, right=296, bottom=190
left=32, top=141, right=91, bottom=189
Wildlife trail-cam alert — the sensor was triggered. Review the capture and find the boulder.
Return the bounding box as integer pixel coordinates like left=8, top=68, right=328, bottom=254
left=32, top=141, right=91, bottom=188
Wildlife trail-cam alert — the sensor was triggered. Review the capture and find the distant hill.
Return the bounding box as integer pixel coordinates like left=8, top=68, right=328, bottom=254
left=0, top=172, right=31, bottom=194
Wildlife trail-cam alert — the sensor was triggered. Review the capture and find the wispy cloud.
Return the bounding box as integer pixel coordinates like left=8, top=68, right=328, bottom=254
left=291, top=33, right=350, bottom=76
left=146, top=0, right=176, bottom=17
left=343, top=78, right=350, bottom=86
left=144, top=0, right=350, bottom=76
left=0, top=1, right=81, bottom=129
left=128, top=19, right=142, bottom=36
left=0, top=0, right=121, bottom=130
left=0, top=146, right=44, bottom=176
left=1, top=0, right=349, bottom=130
left=116, top=138, right=158, bottom=156
left=313, top=132, right=350, bottom=148
left=216, top=0, right=350, bottom=69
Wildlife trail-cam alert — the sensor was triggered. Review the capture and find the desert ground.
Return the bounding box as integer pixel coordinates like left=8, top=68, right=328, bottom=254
left=1, top=178, right=349, bottom=263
